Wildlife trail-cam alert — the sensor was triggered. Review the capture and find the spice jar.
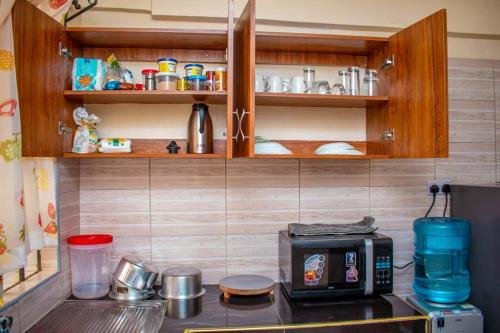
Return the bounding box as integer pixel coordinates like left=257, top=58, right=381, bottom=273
left=155, top=72, right=179, bottom=91
left=187, top=75, right=207, bottom=91
left=142, top=69, right=158, bottom=90
left=303, top=67, right=315, bottom=93
left=206, top=71, right=216, bottom=91
left=338, top=69, right=349, bottom=93
left=215, top=67, right=227, bottom=91
left=363, top=69, right=379, bottom=96
left=177, top=76, right=188, bottom=91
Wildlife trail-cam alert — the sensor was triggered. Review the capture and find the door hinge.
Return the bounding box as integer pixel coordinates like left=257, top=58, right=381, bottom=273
left=381, top=54, right=394, bottom=69
left=59, top=42, right=73, bottom=58
left=381, top=129, right=395, bottom=141
left=58, top=122, right=72, bottom=136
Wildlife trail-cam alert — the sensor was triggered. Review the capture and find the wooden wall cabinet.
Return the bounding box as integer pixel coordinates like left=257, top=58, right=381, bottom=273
left=233, top=0, right=448, bottom=159
left=13, top=0, right=447, bottom=159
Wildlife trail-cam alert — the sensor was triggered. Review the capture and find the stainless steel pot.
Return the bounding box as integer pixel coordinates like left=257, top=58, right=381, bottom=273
left=114, top=256, right=159, bottom=291
left=108, top=278, right=155, bottom=301
left=159, top=267, right=206, bottom=300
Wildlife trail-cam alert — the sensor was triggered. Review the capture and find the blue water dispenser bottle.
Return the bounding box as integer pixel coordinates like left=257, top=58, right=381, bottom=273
left=413, top=217, right=471, bottom=303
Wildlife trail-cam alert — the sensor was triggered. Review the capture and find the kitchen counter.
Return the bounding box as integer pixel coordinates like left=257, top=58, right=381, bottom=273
left=32, top=285, right=426, bottom=333
left=160, top=285, right=426, bottom=333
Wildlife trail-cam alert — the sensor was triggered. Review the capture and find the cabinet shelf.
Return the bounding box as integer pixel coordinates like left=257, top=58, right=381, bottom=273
left=63, top=139, right=227, bottom=158
left=254, top=154, right=390, bottom=159
left=255, top=93, right=389, bottom=108
left=64, top=90, right=227, bottom=104
left=65, top=27, right=228, bottom=50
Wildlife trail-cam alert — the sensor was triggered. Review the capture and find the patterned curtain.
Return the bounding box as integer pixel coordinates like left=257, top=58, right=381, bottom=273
left=0, top=0, right=69, bottom=276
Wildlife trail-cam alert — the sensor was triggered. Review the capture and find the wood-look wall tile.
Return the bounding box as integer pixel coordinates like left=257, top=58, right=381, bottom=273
left=151, top=235, right=226, bottom=283
left=370, top=187, right=429, bottom=231
left=150, top=159, right=225, bottom=189
left=370, top=159, right=435, bottom=186
left=226, top=234, right=278, bottom=280
left=151, top=189, right=225, bottom=236
left=448, top=58, right=494, bottom=101
left=300, top=187, right=369, bottom=224
left=58, top=190, right=80, bottom=238
left=111, top=236, right=151, bottom=271
left=300, top=160, right=369, bottom=187
left=80, top=190, right=150, bottom=237
left=436, top=142, right=496, bottom=184
left=449, top=100, right=496, bottom=143
left=227, top=188, right=299, bottom=234
left=41, top=247, right=58, bottom=271
left=58, top=158, right=80, bottom=193
left=495, top=62, right=500, bottom=182
left=80, top=158, right=149, bottom=190
left=0, top=303, right=21, bottom=333
left=226, top=159, right=298, bottom=188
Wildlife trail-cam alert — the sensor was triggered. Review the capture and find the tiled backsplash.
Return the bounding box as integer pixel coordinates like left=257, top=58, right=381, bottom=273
left=76, top=58, right=500, bottom=296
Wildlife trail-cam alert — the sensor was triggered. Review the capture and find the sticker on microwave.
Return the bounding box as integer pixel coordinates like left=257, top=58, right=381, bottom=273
left=345, top=252, right=356, bottom=267
left=304, top=254, right=325, bottom=286
left=346, top=266, right=359, bottom=283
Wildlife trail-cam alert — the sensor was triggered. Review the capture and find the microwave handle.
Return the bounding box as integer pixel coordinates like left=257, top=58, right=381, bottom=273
left=364, top=239, right=374, bottom=295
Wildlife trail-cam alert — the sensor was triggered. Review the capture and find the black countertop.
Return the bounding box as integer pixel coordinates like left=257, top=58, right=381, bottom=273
left=53, top=284, right=426, bottom=333
left=160, top=285, right=426, bottom=333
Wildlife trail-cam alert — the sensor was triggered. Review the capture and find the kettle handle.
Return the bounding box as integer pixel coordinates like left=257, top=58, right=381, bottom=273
left=199, top=109, right=205, bottom=134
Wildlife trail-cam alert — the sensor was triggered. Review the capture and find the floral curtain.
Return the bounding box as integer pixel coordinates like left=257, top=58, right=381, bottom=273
left=0, top=1, right=68, bottom=276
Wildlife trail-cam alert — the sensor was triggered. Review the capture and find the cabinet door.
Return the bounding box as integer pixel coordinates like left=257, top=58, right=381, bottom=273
left=386, top=9, right=448, bottom=158
left=13, top=0, right=81, bottom=157
left=232, top=0, right=255, bottom=157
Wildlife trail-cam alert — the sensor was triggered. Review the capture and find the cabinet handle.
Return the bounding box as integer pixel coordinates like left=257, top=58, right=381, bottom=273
left=381, top=129, right=395, bottom=141
left=58, top=121, right=72, bottom=136
left=59, top=42, right=73, bottom=58
left=381, top=54, right=394, bottom=69
left=233, top=108, right=250, bottom=142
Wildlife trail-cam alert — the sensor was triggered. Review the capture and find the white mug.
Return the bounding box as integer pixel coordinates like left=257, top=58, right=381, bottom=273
left=255, top=75, right=266, bottom=92
left=290, top=76, right=307, bottom=93
left=266, top=76, right=282, bottom=93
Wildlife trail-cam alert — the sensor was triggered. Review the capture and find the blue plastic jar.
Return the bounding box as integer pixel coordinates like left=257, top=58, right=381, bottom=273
left=413, top=217, right=471, bottom=303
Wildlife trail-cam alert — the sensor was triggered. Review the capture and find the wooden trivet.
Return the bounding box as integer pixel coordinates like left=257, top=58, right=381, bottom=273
left=219, top=274, right=274, bottom=301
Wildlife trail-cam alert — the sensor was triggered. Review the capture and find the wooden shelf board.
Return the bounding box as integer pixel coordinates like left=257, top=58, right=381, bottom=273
left=65, top=27, right=228, bottom=50
left=255, top=93, right=389, bottom=108
left=254, top=154, right=390, bottom=159
left=63, top=152, right=226, bottom=158
left=256, top=32, right=388, bottom=55
left=64, top=90, right=227, bottom=104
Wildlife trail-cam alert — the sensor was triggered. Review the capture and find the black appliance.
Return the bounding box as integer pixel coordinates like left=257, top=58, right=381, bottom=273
left=279, top=231, right=393, bottom=299
left=451, top=184, right=500, bottom=333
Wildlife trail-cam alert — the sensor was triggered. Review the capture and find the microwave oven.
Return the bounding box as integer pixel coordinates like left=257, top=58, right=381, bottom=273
left=279, top=230, right=393, bottom=300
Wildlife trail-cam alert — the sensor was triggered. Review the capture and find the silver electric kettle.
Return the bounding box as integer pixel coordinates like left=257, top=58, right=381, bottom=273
left=188, top=103, right=213, bottom=154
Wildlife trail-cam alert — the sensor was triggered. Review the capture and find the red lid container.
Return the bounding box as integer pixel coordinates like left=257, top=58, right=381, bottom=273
left=68, top=234, right=113, bottom=246
left=142, top=69, right=159, bottom=75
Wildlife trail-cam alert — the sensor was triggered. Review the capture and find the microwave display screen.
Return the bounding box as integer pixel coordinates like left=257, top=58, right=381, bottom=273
left=304, top=253, right=328, bottom=286
left=303, top=248, right=360, bottom=288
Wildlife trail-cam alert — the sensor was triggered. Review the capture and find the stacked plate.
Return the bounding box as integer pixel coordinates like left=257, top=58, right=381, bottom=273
left=108, top=256, right=159, bottom=301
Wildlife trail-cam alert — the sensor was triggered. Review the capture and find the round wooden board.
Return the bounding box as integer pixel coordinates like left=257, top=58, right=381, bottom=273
left=219, top=275, right=274, bottom=300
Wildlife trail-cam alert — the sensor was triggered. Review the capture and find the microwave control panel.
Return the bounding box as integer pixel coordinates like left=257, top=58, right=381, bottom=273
left=375, top=256, right=392, bottom=287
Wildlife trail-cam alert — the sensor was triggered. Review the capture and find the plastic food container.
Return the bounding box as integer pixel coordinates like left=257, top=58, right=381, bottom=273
left=187, top=75, right=207, bottom=91
left=177, top=76, right=188, bottom=91
left=156, top=72, right=179, bottom=90
left=158, top=58, right=177, bottom=72
left=68, top=234, right=113, bottom=299
left=142, top=69, right=158, bottom=90
left=215, top=66, right=227, bottom=91
left=184, top=64, right=204, bottom=77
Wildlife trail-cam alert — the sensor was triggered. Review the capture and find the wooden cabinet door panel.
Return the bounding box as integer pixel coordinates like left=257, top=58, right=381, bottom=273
left=13, top=0, right=81, bottom=157
left=387, top=9, right=448, bottom=158
left=232, top=0, right=255, bottom=157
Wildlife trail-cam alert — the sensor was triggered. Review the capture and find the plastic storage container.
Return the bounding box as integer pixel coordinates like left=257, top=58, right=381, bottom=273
left=68, top=234, right=113, bottom=299
left=158, top=58, right=177, bottom=72
left=184, top=64, right=204, bottom=76
left=413, top=217, right=471, bottom=303
left=155, top=72, right=179, bottom=90
left=187, top=75, right=207, bottom=91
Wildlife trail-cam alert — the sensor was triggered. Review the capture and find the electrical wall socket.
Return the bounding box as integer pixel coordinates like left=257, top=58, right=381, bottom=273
left=427, top=179, right=451, bottom=195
